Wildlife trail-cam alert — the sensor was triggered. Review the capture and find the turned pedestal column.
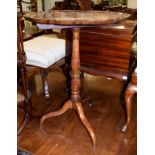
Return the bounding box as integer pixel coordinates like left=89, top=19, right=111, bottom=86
left=40, top=28, right=96, bottom=145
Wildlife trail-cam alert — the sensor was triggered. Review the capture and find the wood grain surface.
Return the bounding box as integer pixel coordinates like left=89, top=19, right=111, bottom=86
left=24, top=10, right=130, bottom=25
left=17, top=70, right=137, bottom=155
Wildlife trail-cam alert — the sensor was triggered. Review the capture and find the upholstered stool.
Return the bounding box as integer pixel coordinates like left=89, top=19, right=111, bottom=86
left=24, top=34, right=66, bottom=98
left=24, top=34, right=65, bottom=68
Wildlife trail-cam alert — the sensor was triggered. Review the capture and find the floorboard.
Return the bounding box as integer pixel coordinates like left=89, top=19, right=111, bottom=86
left=17, top=69, right=137, bottom=155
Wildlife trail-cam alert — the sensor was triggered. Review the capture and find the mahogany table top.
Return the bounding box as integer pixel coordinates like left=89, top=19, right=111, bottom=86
left=24, top=10, right=130, bottom=26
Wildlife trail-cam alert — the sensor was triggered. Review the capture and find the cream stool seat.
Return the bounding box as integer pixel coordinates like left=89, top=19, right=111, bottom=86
left=23, top=34, right=67, bottom=98
left=24, top=34, right=66, bottom=68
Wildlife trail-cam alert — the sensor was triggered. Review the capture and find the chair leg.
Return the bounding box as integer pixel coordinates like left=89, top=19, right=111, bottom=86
left=17, top=112, right=29, bottom=135
left=41, top=68, right=50, bottom=99
left=25, top=95, right=32, bottom=119
left=17, top=96, right=32, bottom=135
left=121, top=83, right=137, bottom=132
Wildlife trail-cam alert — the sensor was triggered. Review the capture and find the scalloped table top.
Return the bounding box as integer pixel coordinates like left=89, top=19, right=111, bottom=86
left=24, top=10, right=130, bottom=26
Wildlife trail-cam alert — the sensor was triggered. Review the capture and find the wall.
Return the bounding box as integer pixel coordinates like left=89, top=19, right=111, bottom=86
left=21, top=0, right=31, bottom=11
left=37, top=0, right=43, bottom=11
left=44, top=0, right=51, bottom=11
left=127, top=0, right=137, bottom=9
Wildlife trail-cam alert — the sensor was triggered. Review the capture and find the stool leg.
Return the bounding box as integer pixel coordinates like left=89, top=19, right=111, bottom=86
left=41, top=68, right=50, bottom=99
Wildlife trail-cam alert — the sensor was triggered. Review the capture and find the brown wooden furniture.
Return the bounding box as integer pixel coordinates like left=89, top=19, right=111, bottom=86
left=18, top=2, right=71, bottom=99
left=17, top=14, right=32, bottom=135
left=62, top=0, right=136, bottom=94
left=23, top=33, right=71, bottom=99
left=24, top=10, right=130, bottom=145
left=54, top=0, right=92, bottom=10
left=122, top=67, right=137, bottom=132
left=61, top=0, right=92, bottom=10
left=61, top=1, right=137, bottom=132
left=17, top=0, right=42, bottom=40
left=17, top=88, right=30, bottom=135
left=96, top=6, right=136, bottom=20
left=103, top=7, right=137, bottom=20
left=79, top=20, right=137, bottom=98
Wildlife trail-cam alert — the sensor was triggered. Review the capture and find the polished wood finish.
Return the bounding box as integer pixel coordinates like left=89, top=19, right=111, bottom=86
left=79, top=20, right=137, bottom=106
left=18, top=71, right=137, bottom=155
left=61, top=1, right=136, bottom=108
left=17, top=14, right=32, bottom=134
left=40, top=28, right=96, bottom=145
left=24, top=10, right=130, bottom=25
left=17, top=89, right=30, bottom=135
left=24, top=10, right=130, bottom=144
left=122, top=68, right=137, bottom=132
left=79, top=20, right=136, bottom=80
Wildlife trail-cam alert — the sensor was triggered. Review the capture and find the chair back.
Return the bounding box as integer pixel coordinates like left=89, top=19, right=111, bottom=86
left=17, top=14, right=31, bottom=111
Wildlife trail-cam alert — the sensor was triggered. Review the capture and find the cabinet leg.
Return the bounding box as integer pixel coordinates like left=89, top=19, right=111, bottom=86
left=122, top=84, right=137, bottom=132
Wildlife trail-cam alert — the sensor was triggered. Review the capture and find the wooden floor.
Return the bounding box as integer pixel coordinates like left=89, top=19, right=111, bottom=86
left=17, top=69, right=137, bottom=155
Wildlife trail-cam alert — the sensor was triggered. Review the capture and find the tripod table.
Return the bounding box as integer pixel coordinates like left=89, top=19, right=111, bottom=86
left=24, top=10, right=130, bottom=145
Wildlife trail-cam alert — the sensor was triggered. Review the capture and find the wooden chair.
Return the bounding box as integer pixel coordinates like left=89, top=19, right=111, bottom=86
left=121, top=67, right=137, bottom=132
left=17, top=0, right=44, bottom=38
left=17, top=14, right=32, bottom=135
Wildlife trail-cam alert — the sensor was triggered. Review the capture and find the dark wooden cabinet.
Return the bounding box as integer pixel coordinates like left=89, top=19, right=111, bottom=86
left=80, top=20, right=137, bottom=81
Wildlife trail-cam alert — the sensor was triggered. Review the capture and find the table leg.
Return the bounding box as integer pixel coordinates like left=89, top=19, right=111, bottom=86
left=40, top=28, right=96, bottom=145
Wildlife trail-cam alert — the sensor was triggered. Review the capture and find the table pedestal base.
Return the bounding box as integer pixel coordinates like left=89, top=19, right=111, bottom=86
left=40, top=99, right=96, bottom=145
